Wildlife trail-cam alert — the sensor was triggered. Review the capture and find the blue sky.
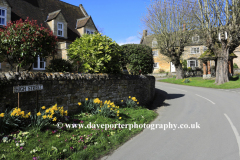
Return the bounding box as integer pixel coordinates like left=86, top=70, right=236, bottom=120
left=61, top=0, right=151, bottom=45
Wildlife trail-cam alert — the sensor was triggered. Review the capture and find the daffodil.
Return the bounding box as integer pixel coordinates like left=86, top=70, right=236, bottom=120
left=121, top=100, right=123, bottom=102
left=129, top=96, right=131, bottom=98
left=42, top=115, right=47, bottom=119
left=119, top=117, right=122, bottom=119
left=37, top=112, right=41, bottom=116
left=78, top=102, right=81, bottom=106
left=0, top=113, right=4, bottom=117
left=85, top=98, right=88, bottom=101
left=53, top=117, right=57, bottom=121
left=41, top=106, right=46, bottom=109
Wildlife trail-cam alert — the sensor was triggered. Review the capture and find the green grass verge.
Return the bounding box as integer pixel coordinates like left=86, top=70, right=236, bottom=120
left=158, top=76, right=240, bottom=89
left=0, top=106, right=157, bottom=160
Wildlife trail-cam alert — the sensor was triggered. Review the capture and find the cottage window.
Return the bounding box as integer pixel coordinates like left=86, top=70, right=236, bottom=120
left=187, top=60, right=197, bottom=68
left=86, top=29, right=94, bottom=34
left=191, top=47, right=199, bottom=54
left=153, top=63, right=159, bottom=69
left=152, top=50, right=158, bottom=56
left=57, top=22, right=64, bottom=37
left=152, top=40, right=158, bottom=48
left=33, top=56, right=45, bottom=70
left=0, top=8, right=6, bottom=25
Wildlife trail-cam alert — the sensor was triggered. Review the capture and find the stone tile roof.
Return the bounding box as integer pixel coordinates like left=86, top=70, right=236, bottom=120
left=6, top=0, right=88, bottom=41
left=46, top=10, right=61, bottom=21
left=76, top=16, right=90, bottom=28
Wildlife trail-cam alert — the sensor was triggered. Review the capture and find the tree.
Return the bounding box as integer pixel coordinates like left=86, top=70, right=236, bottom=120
left=121, top=44, right=154, bottom=75
left=195, top=0, right=240, bottom=84
left=67, top=33, right=123, bottom=74
left=0, top=17, right=58, bottom=72
left=141, top=0, right=198, bottom=79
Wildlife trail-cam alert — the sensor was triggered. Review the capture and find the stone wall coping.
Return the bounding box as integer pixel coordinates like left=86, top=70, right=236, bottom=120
left=0, top=71, right=155, bottom=81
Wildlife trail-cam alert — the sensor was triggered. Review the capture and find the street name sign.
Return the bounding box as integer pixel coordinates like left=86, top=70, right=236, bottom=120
left=13, top=84, right=43, bottom=93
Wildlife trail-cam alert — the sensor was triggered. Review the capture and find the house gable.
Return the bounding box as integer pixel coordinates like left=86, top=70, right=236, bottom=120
left=46, top=10, right=68, bottom=39
left=76, top=16, right=98, bottom=36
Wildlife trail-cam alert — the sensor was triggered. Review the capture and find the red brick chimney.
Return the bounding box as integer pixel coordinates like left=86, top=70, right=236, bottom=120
left=183, top=24, right=186, bottom=31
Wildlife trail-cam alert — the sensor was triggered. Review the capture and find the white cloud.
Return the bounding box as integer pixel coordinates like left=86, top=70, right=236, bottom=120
left=117, top=36, right=140, bottom=46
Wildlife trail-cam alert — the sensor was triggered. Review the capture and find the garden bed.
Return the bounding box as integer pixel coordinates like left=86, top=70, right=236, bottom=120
left=0, top=97, right=157, bottom=160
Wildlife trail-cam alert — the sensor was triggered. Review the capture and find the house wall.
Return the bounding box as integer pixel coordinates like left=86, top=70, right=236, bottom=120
left=84, top=19, right=97, bottom=33
left=77, top=28, right=84, bottom=36
left=152, top=49, right=170, bottom=73
left=0, top=72, right=155, bottom=113
left=233, top=46, right=240, bottom=68
left=52, top=13, right=68, bottom=39
left=182, top=45, right=206, bottom=67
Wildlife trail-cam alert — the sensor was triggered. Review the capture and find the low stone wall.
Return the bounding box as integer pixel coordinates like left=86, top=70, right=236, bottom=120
left=0, top=72, right=155, bottom=113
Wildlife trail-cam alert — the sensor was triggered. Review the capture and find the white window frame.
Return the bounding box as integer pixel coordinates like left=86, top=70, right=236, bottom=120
left=192, top=35, right=199, bottom=43
left=191, top=47, right=200, bottom=54
left=57, top=22, right=64, bottom=37
left=153, top=63, right=159, bottom=69
left=0, top=7, right=7, bottom=26
left=33, top=55, right=46, bottom=70
left=187, top=60, right=197, bottom=68
left=152, top=50, right=158, bottom=56
left=152, top=40, right=157, bottom=48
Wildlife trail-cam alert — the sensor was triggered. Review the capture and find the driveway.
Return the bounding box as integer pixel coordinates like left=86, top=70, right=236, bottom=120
left=102, top=81, right=240, bottom=160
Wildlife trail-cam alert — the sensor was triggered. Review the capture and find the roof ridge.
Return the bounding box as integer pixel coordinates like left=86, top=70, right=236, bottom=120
left=76, top=16, right=90, bottom=21
left=57, top=0, right=79, bottom=8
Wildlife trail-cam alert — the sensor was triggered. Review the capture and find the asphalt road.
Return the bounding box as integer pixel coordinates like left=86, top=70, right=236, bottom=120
left=102, top=81, right=240, bottom=160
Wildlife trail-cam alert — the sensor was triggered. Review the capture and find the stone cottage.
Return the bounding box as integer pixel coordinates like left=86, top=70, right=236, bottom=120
left=140, top=30, right=240, bottom=74
left=0, top=0, right=98, bottom=72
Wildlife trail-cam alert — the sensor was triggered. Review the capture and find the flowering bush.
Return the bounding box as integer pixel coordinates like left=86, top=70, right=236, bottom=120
left=125, top=96, right=139, bottom=108
left=98, top=100, right=120, bottom=118
left=0, top=17, right=57, bottom=71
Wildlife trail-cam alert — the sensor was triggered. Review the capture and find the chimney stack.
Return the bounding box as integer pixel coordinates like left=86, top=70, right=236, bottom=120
left=183, top=24, right=186, bottom=31
left=143, top=30, right=147, bottom=37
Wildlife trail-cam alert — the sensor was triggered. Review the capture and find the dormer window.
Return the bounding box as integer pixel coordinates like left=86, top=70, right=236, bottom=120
left=57, top=22, right=64, bottom=37
left=192, top=35, right=199, bottom=43
left=152, top=40, right=157, bottom=48
left=86, top=29, right=94, bottom=34
left=0, top=8, right=6, bottom=26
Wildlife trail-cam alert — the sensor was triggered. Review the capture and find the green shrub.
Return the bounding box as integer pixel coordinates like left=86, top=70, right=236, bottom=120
left=67, top=33, right=122, bottom=74
left=124, top=97, right=139, bottom=108
left=182, top=60, right=187, bottom=69
left=158, top=69, right=165, bottom=73
left=187, top=67, right=192, bottom=72
left=97, top=104, right=117, bottom=118
left=233, top=63, right=239, bottom=69
left=121, top=44, right=154, bottom=75
left=46, top=58, right=73, bottom=72
left=182, top=78, right=191, bottom=83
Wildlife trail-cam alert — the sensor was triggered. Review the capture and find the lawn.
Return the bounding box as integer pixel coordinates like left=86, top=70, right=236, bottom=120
left=158, top=76, right=240, bottom=89
left=0, top=97, right=157, bottom=160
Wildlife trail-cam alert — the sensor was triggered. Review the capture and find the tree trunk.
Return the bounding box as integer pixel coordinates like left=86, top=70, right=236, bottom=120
left=215, top=48, right=229, bottom=85
left=27, top=63, right=33, bottom=71
left=175, top=63, right=184, bottom=79
left=16, top=65, right=19, bottom=72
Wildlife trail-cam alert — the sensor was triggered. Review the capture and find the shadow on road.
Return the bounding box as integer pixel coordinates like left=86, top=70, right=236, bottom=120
left=148, top=88, right=185, bottom=110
